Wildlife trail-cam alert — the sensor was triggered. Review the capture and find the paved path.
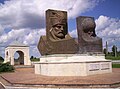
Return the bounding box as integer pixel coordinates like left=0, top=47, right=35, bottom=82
left=0, top=68, right=120, bottom=88
left=0, top=83, right=5, bottom=89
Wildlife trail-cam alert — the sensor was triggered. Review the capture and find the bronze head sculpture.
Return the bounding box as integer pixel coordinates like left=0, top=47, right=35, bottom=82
left=46, top=10, right=72, bottom=41
left=38, top=9, right=78, bottom=55
left=49, top=11, right=67, bottom=40
left=38, top=10, right=103, bottom=56
left=76, top=16, right=103, bottom=54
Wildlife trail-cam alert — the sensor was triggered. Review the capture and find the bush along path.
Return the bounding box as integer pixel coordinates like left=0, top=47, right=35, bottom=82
left=0, top=62, right=15, bottom=73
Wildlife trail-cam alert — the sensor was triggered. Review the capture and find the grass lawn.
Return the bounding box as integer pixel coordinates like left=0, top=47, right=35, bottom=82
left=105, top=56, right=120, bottom=68
left=105, top=56, right=120, bottom=60
left=31, top=58, right=40, bottom=62
left=112, top=64, right=120, bottom=68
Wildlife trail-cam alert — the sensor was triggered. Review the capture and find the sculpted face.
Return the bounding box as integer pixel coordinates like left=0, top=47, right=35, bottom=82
left=47, top=10, right=69, bottom=40
left=82, top=18, right=96, bottom=37
left=84, top=28, right=96, bottom=37
left=50, top=24, right=66, bottom=39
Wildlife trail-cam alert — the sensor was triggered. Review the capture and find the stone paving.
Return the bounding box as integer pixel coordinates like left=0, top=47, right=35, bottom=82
left=0, top=83, right=5, bottom=89
left=0, top=68, right=120, bottom=88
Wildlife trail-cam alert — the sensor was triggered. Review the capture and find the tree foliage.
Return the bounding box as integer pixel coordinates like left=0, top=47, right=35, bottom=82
left=30, top=56, right=39, bottom=61
left=112, top=45, right=117, bottom=56
left=0, top=56, right=4, bottom=63
left=0, top=62, right=15, bottom=73
left=0, top=56, right=4, bottom=61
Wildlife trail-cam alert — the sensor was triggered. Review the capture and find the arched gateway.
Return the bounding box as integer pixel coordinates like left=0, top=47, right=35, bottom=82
left=4, top=41, right=31, bottom=65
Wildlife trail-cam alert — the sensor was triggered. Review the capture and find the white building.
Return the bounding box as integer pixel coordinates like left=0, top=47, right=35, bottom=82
left=4, top=41, right=31, bottom=65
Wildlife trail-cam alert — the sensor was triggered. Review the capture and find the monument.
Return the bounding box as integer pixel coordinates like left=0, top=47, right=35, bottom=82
left=38, top=9, right=78, bottom=55
left=35, top=9, right=112, bottom=76
left=76, top=16, right=102, bottom=54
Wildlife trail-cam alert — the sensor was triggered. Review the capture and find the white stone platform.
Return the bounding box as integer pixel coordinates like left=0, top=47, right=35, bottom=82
left=34, top=54, right=112, bottom=76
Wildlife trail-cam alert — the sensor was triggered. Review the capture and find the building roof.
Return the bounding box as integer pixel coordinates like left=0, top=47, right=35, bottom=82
left=8, top=41, right=28, bottom=47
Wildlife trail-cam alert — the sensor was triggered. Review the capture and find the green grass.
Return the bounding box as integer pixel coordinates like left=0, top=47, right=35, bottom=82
left=112, top=64, right=120, bottom=68
left=30, top=58, right=40, bottom=62
left=105, top=56, right=120, bottom=60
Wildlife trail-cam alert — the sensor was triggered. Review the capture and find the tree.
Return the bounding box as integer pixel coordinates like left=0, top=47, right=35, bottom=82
left=112, top=45, right=117, bottom=57
left=0, top=56, right=4, bottom=62
left=30, top=56, right=34, bottom=59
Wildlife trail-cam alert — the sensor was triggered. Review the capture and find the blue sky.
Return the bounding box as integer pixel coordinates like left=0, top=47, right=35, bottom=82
left=0, top=0, right=120, bottom=58
left=68, top=0, right=120, bottom=31
left=82, top=0, right=120, bottom=19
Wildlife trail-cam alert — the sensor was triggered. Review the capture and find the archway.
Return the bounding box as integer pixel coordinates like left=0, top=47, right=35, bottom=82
left=4, top=41, right=31, bottom=65
left=14, top=51, right=24, bottom=65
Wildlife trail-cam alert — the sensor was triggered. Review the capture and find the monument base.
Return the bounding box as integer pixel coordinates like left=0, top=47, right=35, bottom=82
left=34, top=54, right=112, bottom=76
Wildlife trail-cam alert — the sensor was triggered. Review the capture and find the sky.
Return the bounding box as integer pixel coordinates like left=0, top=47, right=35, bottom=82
left=0, top=0, right=120, bottom=58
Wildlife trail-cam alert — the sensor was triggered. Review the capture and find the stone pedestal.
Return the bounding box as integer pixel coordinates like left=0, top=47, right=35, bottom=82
left=34, top=54, right=112, bottom=76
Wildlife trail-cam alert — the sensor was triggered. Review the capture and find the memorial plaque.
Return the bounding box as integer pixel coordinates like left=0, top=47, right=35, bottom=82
left=89, top=63, right=100, bottom=71
left=101, top=63, right=110, bottom=70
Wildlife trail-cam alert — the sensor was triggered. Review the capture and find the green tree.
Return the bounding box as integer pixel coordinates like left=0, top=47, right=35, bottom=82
left=0, top=56, right=4, bottom=62
left=112, top=45, right=117, bottom=57
left=103, top=48, right=106, bottom=54
left=30, top=56, right=34, bottom=59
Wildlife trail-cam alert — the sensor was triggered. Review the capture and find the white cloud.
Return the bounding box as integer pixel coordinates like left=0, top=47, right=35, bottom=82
left=0, top=47, right=5, bottom=57
left=0, top=0, right=100, bottom=29
left=0, top=25, right=4, bottom=36
left=23, top=28, right=45, bottom=45
left=95, top=15, right=120, bottom=51
left=0, top=28, right=45, bottom=45
left=0, top=28, right=45, bottom=57
left=29, top=46, right=41, bottom=58
left=0, top=29, right=27, bottom=44
left=69, top=29, right=77, bottom=38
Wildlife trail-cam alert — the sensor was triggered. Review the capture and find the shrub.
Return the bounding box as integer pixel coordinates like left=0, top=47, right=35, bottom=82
left=0, top=62, right=15, bottom=73
left=31, top=58, right=40, bottom=61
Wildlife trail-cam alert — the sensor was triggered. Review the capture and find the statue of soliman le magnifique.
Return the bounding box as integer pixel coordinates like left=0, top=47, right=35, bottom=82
left=38, top=9, right=103, bottom=56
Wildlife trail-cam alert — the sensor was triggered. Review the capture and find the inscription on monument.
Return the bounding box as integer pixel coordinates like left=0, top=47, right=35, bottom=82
left=89, top=63, right=100, bottom=71
left=101, top=63, right=110, bottom=70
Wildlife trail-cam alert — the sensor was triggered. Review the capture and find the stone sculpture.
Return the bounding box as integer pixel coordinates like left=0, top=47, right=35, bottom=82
left=38, top=9, right=78, bottom=55
left=36, top=11, right=112, bottom=77
left=76, top=16, right=103, bottom=54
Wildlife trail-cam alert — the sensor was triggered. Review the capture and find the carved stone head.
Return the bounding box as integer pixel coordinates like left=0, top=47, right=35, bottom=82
left=81, top=17, right=96, bottom=37
left=46, top=9, right=69, bottom=41
left=76, top=16, right=103, bottom=53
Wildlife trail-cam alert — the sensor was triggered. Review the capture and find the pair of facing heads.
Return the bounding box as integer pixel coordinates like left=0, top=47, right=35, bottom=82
left=49, top=16, right=96, bottom=40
